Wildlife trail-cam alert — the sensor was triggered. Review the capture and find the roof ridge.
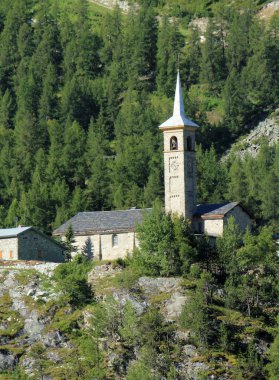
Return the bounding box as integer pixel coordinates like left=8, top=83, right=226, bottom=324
left=78, top=208, right=151, bottom=214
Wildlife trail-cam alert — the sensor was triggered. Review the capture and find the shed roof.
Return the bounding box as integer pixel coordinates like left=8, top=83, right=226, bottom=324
left=194, top=202, right=241, bottom=219
left=53, top=208, right=152, bottom=236
left=0, top=226, right=32, bottom=238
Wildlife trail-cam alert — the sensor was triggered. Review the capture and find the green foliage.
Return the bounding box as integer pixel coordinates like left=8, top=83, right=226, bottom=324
left=0, top=0, right=276, bottom=231
left=180, top=271, right=215, bottom=345
left=132, top=200, right=197, bottom=275
left=119, top=301, right=139, bottom=345
left=226, top=142, right=279, bottom=222
left=267, top=316, right=279, bottom=380
left=126, top=360, right=158, bottom=380
left=53, top=254, right=94, bottom=307
left=196, top=144, right=227, bottom=203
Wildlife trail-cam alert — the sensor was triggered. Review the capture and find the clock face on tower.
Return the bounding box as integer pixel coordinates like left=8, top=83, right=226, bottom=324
left=170, top=160, right=179, bottom=172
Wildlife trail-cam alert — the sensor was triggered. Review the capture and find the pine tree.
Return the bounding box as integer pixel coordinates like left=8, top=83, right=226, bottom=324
left=0, top=89, right=13, bottom=129
left=156, top=17, right=179, bottom=96
left=62, top=120, right=86, bottom=188
left=184, top=27, right=202, bottom=86
left=267, top=316, right=279, bottom=380
left=196, top=144, right=227, bottom=203
left=226, top=9, right=253, bottom=73
left=85, top=117, right=111, bottom=210
left=200, top=18, right=227, bottom=93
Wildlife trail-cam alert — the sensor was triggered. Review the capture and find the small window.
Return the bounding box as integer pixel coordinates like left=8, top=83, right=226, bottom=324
left=170, top=136, right=178, bottom=150
left=187, top=136, right=192, bottom=151
left=9, top=250, right=13, bottom=259
left=38, top=250, right=43, bottom=259
left=112, top=234, right=118, bottom=247
left=198, top=222, right=203, bottom=234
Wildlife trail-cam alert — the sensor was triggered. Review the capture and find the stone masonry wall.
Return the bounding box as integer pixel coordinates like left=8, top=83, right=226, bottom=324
left=225, top=206, right=252, bottom=233
left=18, top=230, right=64, bottom=262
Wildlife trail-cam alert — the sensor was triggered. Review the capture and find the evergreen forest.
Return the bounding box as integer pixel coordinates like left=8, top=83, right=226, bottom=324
left=0, top=0, right=278, bottom=232
left=0, top=1, right=279, bottom=379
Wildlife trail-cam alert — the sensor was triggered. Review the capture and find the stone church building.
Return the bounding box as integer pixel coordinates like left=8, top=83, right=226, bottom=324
left=54, top=72, right=252, bottom=258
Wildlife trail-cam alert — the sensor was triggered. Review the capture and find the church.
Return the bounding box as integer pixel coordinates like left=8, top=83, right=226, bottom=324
left=53, top=72, right=252, bottom=259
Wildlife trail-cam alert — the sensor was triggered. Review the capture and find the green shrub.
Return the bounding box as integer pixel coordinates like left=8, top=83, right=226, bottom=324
left=53, top=255, right=94, bottom=307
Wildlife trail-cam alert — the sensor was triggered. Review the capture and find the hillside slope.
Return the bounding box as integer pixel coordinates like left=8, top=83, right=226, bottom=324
left=0, top=259, right=276, bottom=379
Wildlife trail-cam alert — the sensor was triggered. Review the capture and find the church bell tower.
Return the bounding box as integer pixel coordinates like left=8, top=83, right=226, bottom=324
left=159, top=71, right=199, bottom=219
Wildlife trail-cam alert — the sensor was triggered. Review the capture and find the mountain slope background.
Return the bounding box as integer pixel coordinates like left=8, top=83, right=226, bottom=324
left=0, top=0, right=278, bottom=231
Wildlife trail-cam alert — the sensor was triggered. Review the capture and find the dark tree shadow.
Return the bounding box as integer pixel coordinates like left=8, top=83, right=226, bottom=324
left=82, top=237, right=94, bottom=260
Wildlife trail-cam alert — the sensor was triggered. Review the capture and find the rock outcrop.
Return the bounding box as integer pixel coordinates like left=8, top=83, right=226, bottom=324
left=225, top=110, right=279, bottom=159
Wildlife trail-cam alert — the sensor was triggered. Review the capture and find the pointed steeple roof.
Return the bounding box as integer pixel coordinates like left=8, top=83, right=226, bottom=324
left=159, top=71, right=199, bottom=128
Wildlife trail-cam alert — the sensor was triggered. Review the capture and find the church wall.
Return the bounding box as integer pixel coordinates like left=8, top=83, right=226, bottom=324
left=225, top=206, right=252, bottom=233
left=71, top=235, right=100, bottom=259
left=100, top=232, right=135, bottom=260
left=71, top=232, right=136, bottom=260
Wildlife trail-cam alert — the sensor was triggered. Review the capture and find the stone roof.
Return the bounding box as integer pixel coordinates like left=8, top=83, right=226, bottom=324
left=53, top=208, right=152, bottom=236
left=159, top=71, right=199, bottom=129
left=194, top=202, right=240, bottom=219
left=0, top=226, right=32, bottom=238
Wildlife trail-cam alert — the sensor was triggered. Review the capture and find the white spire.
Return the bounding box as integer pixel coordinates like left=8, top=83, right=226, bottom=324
left=159, top=71, right=199, bottom=129
left=173, top=70, right=185, bottom=117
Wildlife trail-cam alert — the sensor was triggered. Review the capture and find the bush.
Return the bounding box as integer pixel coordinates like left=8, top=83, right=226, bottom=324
left=131, top=200, right=198, bottom=276
left=53, top=255, right=94, bottom=307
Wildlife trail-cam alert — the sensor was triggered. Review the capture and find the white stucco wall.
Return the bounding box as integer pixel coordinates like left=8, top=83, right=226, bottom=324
left=192, top=205, right=252, bottom=237
left=70, top=231, right=137, bottom=260
left=0, top=238, right=18, bottom=260
left=204, top=219, right=224, bottom=237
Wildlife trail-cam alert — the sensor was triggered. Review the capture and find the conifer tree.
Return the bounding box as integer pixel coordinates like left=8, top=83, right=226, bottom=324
left=156, top=17, right=178, bottom=96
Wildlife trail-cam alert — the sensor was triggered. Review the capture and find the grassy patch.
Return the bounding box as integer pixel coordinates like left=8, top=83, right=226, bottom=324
left=0, top=373, right=14, bottom=380
left=94, top=267, right=141, bottom=294
left=0, top=294, right=24, bottom=338
left=179, top=277, right=199, bottom=289
left=149, top=292, right=171, bottom=305
left=13, top=269, right=39, bottom=286
left=50, top=306, right=82, bottom=335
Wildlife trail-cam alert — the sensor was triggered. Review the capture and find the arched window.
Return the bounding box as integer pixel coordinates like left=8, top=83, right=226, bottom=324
left=187, top=136, right=192, bottom=151
left=170, top=136, right=178, bottom=150
left=112, top=234, right=118, bottom=247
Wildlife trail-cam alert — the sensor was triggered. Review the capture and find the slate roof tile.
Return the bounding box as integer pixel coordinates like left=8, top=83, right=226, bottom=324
left=194, top=202, right=239, bottom=217
left=53, top=208, right=152, bottom=235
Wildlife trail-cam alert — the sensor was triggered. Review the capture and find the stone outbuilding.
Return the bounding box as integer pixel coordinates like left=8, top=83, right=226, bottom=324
left=53, top=208, right=151, bottom=260
left=192, top=202, right=252, bottom=237
left=0, top=227, right=65, bottom=262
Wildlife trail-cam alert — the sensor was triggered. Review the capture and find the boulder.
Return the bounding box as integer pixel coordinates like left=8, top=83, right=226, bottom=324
left=164, top=291, right=187, bottom=321
left=137, top=277, right=181, bottom=294
left=0, top=352, right=15, bottom=371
